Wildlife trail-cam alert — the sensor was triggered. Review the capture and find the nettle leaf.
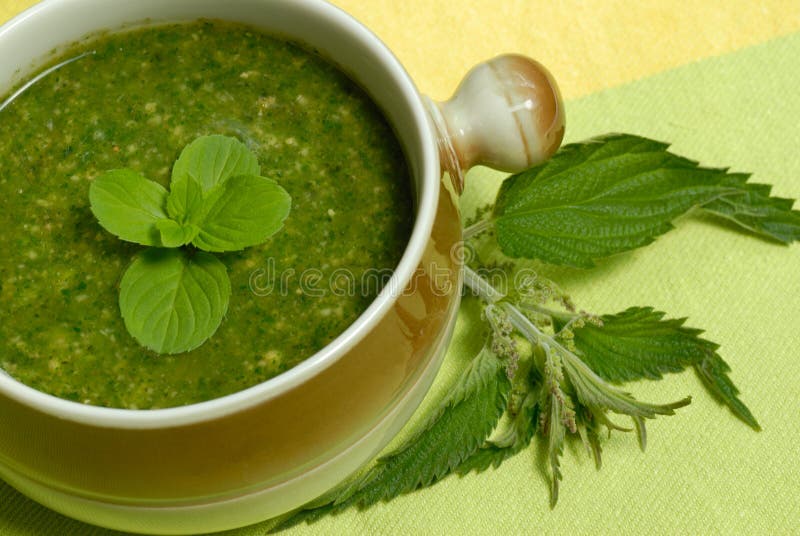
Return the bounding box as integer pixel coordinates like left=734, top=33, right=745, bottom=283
left=545, top=389, right=567, bottom=508
left=695, top=352, right=761, bottom=431
left=171, top=134, right=260, bottom=192
left=700, top=174, right=800, bottom=243
left=556, top=307, right=759, bottom=430
left=119, top=248, right=231, bottom=354
left=493, top=134, right=744, bottom=268
left=560, top=350, right=691, bottom=419
left=89, top=169, right=169, bottom=246
left=278, top=345, right=511, bottom=529
left=192, top=174, right=291, bottom=252
left=554, top=307, right=716, bottom=383
left=455, top=391, right=538, bottom=475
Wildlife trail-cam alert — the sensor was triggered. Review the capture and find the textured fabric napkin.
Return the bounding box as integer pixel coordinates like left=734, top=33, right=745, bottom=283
left=1, top=1, right=799, bottom=534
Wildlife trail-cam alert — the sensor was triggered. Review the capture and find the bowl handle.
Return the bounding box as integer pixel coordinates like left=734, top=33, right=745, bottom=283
left=425, top=54, right=565, bottom=193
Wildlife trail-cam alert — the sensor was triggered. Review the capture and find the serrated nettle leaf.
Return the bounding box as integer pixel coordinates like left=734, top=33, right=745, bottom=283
left=700, top=173, right=800, bottom=243
left=538, top=348, right=575, bottom=507
left=695, top=353, right=760, bottom=430
left=560, top=349, right=691, bottom=418
left=171, top=134, right=260, bottom=192
left=575, top=407, right=604, bottom=469
left=455, top=391, right=538, bottom=475
left=538, top=345, right=689, bottom=506
left=89, top=169, right=169, bottom=246
left=192, top=174, right=291, bottom=252
left=492, top=133, right=753, bottom=267
left=554, top=307, right=718, bottom=383
left=119, top=248, right=231, bottom=354
left=156, top=219, right=200, bottom=248
left=276, top=345, right=511, bottom=529
left=546, top=392, right=566, bottom=508
left=556, top=307, right=759, bottom=430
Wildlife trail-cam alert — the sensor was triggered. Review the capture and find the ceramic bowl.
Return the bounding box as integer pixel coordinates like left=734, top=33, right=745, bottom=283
left=0, top=0, right=563, bottom=533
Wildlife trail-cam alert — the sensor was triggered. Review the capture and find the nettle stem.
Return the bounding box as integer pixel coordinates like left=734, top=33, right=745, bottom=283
left=462, top=218, right=493, bottom=240
left=464, top=263, right=691, bottom=424
left=517, top=302, right=577, bottom=323
left=463, top=265, right=576, bottom=359
left=463, top=264, right=504, bottom=303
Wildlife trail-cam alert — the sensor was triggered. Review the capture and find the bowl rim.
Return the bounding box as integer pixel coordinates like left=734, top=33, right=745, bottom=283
left=0, top=0, right=440, bottom=429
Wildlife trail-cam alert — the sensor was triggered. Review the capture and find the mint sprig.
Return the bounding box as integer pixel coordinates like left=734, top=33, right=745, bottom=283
left=89, top=135, right=291, bottom=354
left=88, top=169, right=171, bottom=247
left=275, top=133, right=798, bottom=528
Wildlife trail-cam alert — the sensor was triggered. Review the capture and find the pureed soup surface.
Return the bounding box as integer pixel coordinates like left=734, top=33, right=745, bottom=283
left=0, top=21, right=414, bottom=409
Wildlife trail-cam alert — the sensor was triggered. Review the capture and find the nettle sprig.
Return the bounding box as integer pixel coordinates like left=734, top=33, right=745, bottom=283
left=90, top=135, right=291, bottom=354
left=277, top=133, right=799, bottom=528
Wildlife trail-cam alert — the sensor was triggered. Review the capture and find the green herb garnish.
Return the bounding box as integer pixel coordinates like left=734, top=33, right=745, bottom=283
left=90, top=135, right=291, bottom=354
left=118, top=249, right=231, bottom=355
left=276, top=133, right=798, bottom=529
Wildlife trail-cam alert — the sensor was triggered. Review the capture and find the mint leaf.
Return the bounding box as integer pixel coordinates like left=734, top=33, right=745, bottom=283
left=167, top=135, right=291, bottom=252
left=278, top=345, right=511, bottom=529
left=192, top=174, right=291, bottom=252
left=156, top=219, right=199, bottom=248
left=700, top=174, right=800, bottom=243
left=555, top=307, right=759, bottom=430
left=119, top=249, right=231, bottom=354
left=171, top=134, right=260, bottom=192
left=167, top=168, right=206, bottom=225
left=493, top=134, right=743, bottom=267
left=90, top=135, right=291, bottom=355
left=89, top=169, right=169, bottom=246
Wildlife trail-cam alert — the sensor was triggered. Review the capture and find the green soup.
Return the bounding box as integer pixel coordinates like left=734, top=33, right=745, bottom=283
left=0, top=21, right=414, bottom=409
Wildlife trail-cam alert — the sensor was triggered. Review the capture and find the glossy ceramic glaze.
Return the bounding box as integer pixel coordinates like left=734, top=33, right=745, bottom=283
left=0, top=1, right=458, bottom=533
left=0, top=0, right=564, bottom=533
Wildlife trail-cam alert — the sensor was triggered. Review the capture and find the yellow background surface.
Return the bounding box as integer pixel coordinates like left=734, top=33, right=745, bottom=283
left=1, top=1, right=799, bottom=534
